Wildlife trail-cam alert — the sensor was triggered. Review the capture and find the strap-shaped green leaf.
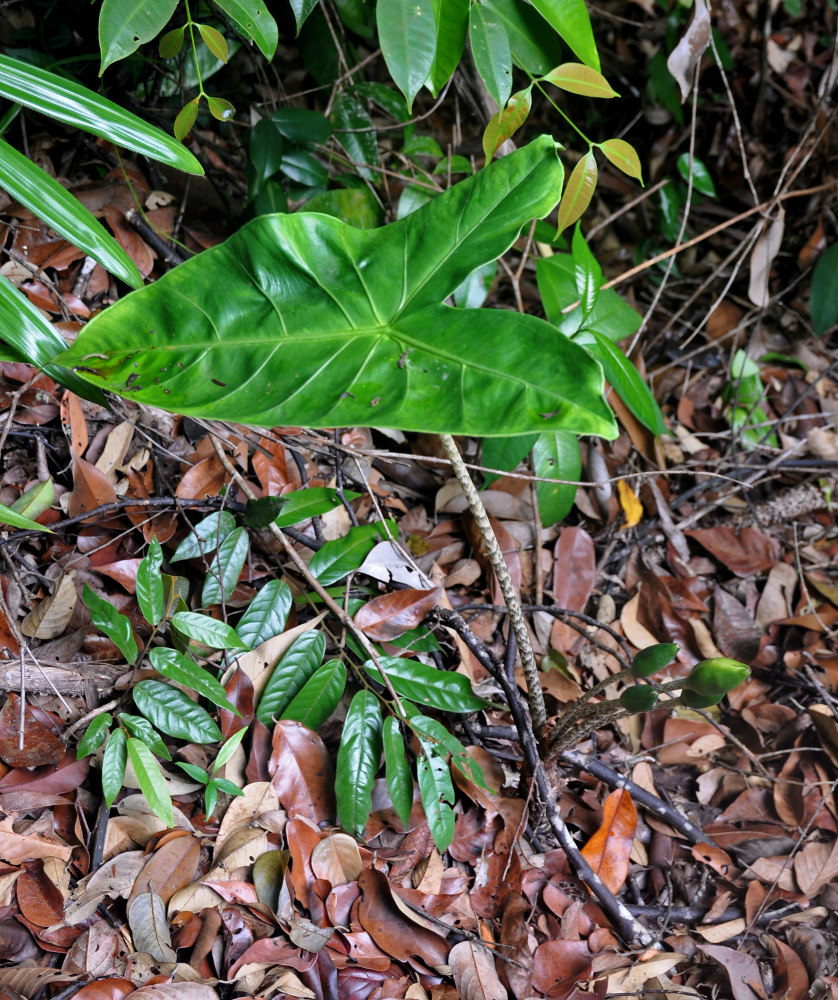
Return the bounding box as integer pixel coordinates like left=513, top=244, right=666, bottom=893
left=364, top=656, right=488, bottom=713
left=0, top=54, right=203, bottom=174
left=58, top=137, right=616, bottom=440
left=215, top=0, right=279, bottom=53
left=133, top=679, right=222, bottom=743
left=0, top=500, right=52, bottom=533
left=149, top=647, right=238, bottom=714
left=102, top=728, right=127, bottom=808
left=127, top=737, right=173, bottom=827
left=377, top=0, right=437, bottom=112
left=416, top=740, right=455, bottom=851
left=383, top=717, right=413, bottom=830
left=469, top=4, right=512, bottom=110
left=83, top=584, right=139, bottom=664
left=427, top=0, right=469, bottom=96
left=201, top=526, right=249, bottom=606
left=583, top=329, right=666, bottom=435
left=336, top=690, right=383, bottom=837
left=171, top=611, right=247, bottom=649
left=256, top=630, right=326, bottom=725
left=136, top=538, right=165, bottom=626
left=236, top=579, right=293, bottom=649
left=282, top=658, right=347, bottom=730
left=99, top=0, right=179, bottom=74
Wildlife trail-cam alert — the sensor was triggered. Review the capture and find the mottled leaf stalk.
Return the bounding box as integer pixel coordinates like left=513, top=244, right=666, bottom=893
left=439, top=434, right=546, bottom=739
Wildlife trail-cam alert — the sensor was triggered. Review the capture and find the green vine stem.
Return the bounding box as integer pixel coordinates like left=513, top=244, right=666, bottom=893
left=439, top=433, right=547, bottom=741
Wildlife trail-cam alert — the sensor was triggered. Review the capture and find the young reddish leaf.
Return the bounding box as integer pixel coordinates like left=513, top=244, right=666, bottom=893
left=557, top=150, right=597, bottom=235
left=580, top=788, right=637, bottom=894
left=542, top=63, right=619, bottom=98
left=597, top=138, right=643, bottom=184
left=353, top=584, right=442, bottom=641
left=482, top=87, right=532, bottom=162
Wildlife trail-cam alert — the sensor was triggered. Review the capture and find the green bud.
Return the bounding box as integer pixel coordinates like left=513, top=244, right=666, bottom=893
left=631, top=642, right=679, bottom=678
left=684, top=657, right=750, bottom=697
left=619, top=685, right=659, bottom=713
left=679, top=689, right=724, bottom=709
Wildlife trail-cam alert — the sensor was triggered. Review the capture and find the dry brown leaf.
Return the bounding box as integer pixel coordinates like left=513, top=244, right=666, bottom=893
left=748, top=209, right=785, bottom=307
left=794, top=838, right=838, bottom=896
left=606, top=954, right=686, bottom=993
left=127, top=891, right=176, bottom=963
left=666, top=0, right=710, bottom=100
left=20, top=573, right=77, bottom=640
left=310, top=833, right=362, bottom=885
left=353, top=585, right=442, bottom=641
left=449, top=940, right=507, bottom=1000
left=68, top=456, right=117, bottom=517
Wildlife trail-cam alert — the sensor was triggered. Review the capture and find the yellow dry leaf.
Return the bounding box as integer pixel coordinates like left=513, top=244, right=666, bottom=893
left=617, top=479, right=643, bottom=528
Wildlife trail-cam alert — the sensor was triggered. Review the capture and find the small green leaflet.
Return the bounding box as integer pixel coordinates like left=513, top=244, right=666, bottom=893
left=202, top=526, right=249, bottom=606
left=118, top=713, right=172, bottom=760
left=171, top=611, right=247, bottom=650
left=309, top=520, right=397, bottom=585
left=416, top=740, right=455, bottom=851
left=409, top=715, right=488, bottom=789
left=532, top=430, right=580, bottom=526
left=383, top=717, right=413, bottom=830
left=336, top=691, right=383, bottom=837
left=171, top=511, right=236, bottom=561
left=281, top=658, right=347, bottom=730
left=102, top=728, right=127, bottom=809
left=235, top=579, right=292, bottom=649
left=213, top=0, right=279, bottom=57
left=82, top=584, right=138, bottom=664
left=127, top=738, right=173, bottom=827
left=77, top=713, right=112, bottom=758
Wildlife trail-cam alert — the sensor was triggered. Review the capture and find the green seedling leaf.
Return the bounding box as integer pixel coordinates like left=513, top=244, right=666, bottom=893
left=236, top=579, right=293, bottom=649
left=206, top=96, right=235, bottom=122
left=0, top=500, right=52, bottom=533
left=416, top=741, right=455, bottom=851
left=331, top=92, right=379, bottom=182
left=336, top=690, right=383, bottom=837
left=83, top=584, right=138, bottom=664
left=427, top=0, right=469, bottom=96
left=542, top=62, right=617, bottom=97
left=571, top=223, right=602, bottom=318
left=58, top=137, right=615, bottom=442
left=149, top=647, right=238, bottom=714
left=172, top=511, right=237, bottom=562
left=410, top=715, right=488, bottom=789
left=256, top=630, right=326, bottom=724
left=214, top=0, right=279, bottom=56
left=271, top=107, right=332, bottom=143
left=171, top=611, right=247, bottom=650
left=177, top=761, right=210, bottom=783
left=530, top=0, right=598, bottom=69
left=77, top=713, right=112, bottom=758
left=364, top=656, right=489, bottom=713
left=282, top=658, right=347, bottom=730
left=10, top=479, right=54, bottom=522
left=245, top=487, right=361, bottom=529
left=98, top=0, right=178, bottom=73
left=133, top=680, right=222, bottom=743
left=279, top=149, right=327, bottom=187
left=658, top=182, right=682, bottom=243
left=481, top=434, right=538, bottom=487
left=377, top=0, right=437, bottom=112
left=582, top=329, right=666, bottom=435
left=102, top=728, right=127, bottom=808
left=309, top=521, right=396, bottom=585
left=0, top=55, right=202, bottom=174
left=811, top=243, right=838, bottom=336
left=632, top=642, right=679, bottom=677
left=676, top=153, right=716, bottom=198
left=127, top=738, right=173, bottom=827
left=482, top=87, right=532, bottom=162
left=118, top=713, right=172, bottom=760
left=684, top=657, right=750, bottom=697
left=202, top=526, right=249, bottom=606
left=204, top=782, right=219, bottom=819
left=532, top=430, right=580, bottom=526
left=197, top=23, right=229, bottom=63
left=136, top=537, right=165, bottom=626
left=209, top=776, right=244, bottom=797
left=597, top=138, right=643, bottom=184
left=159, top=26, right=185, bottom=58
left=174, top=98, right=200, bottom=141
left=383, top=717, right=414, bottom=829
left=557, top=150, right=597, bottom=237
left=618, top=685, right=659, bottom=712
left=469, top=4, right=513, bottom=110
left=0, top=137, right=142, bottom=288
left=213, top=727, right=248, bottom=771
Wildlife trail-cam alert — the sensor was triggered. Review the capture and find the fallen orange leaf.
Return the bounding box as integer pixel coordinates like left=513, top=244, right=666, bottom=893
left=580, top=788, right=637, bottom=894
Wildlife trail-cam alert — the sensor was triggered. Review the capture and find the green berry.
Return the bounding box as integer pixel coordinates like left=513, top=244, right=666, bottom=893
left=680, top=689, right=724, bottom=709
left=619, top=685, right=660, bottom=712
left=684, top=657, right=750, bottom=697
left=631, top=642, right=679, bottom=678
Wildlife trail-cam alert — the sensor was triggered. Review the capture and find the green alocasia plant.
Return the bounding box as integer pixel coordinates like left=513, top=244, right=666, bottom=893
left=56, top=136, right=616, bottom=440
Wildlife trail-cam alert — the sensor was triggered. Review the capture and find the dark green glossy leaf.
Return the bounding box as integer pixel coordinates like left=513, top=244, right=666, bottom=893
left=149, top=647, right=238, bottom=713
left=171, top=511, right=236, bottom=562
left=118, top=712, right=172, bottom=760
left=364, top=656, right=488, bottom=713
left=171, top=611, right=246, bottom=650
left=136, top=537, right=165, bottom=626
left=236, top=579, right=293, bottom=649
left=0, top=54, right=202, bottom=174
left=469, top=4, right=512, bottom=109
left=58, top=137, right=615, bottom=442
left=256, top=630, right=326, bottom=724
left=657, top=182, right=681, bottom=243
left=331, top=91, right=379, bottom=180
left=427, top=0, right=469, bottom=96
left=335, top=691, right=382, bottom=837
left=583, top=329, right=666, bottom=435
left=280, top=149, right=328, bottom=187
left=481, top=433, right=537, bottom=487
left=482, top=0, right=563, bottom=75
left=0, top=138, right=141, bottom=287
left=202, top=526, right=249, bottom=606
left=416, top=740, right=455, bottom=851
left=77, top=713, right=112, bottom=758
left=377, top=0, right=437, bottom=111
left=102, top=728, right=127, bottom=808
left=98, top=0, right=178, bottom=73
left=288, top=0, right=319, bottom=33
left=0, top=500, right=52, bottom=533
left=282, top=658, right=347, bottom=729
left=309, top=521, right=396, bottom=585
left=213, top=0, right=279, bottom=56
left=246, top=487, right=361, bottom=530
left=133, top=679, right=222, bottom=743
left=530, top=0, right=599, bottom=70
left=383, top=717, right=413, bottom=829
left=83, top=583, right=138, bottom=664
left=811, top=242, right=838, bottom=336
left=571, top=223, right=602, bottom=318
left=127, top=738, right=173, bottom=827
left=676, top=153, right=716, bottom=198
left=532, top=430, right=580, bottom=526
left=271, top=107, right=332, bottom=143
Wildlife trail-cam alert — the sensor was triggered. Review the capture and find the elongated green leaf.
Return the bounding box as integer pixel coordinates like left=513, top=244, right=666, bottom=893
left=177, top=761, right=210, bottom=783
left=0, top=277, right=107, bottom=404
left=529, top=0, right=599, bottom=70
left=542, top=62, right=616, bottom=97
left=483, top=0, right=563, bottom=75
left=410, top=715, right=488, bottom=789
left=256, top=630, right=326, bottom=724
left=118, top=713, right=172, bottom=759
left=202, top=526, right=249, bottom=606
left=171, top=611, right=246, bottom=649
left=811, top=243, right=838, bottom=336
left=0, top=138, right=141, bottom=287
left=288, top=0, right=319, bottom=34
left=427, top=0, right=469, bottom=96
left=127, top=738, right=173, bottom=827
left=245, top=487, right=361, bottom=529
left=214, top=0, right=279, bottom=55
left=556, top=150, right=597, bottom=236
left=83, top=584, right=138, bottom=664
left=583, top=329, right=665, bottom=435
left=136, top=537, right=165, bottom=626
left=364, top=656, right=488, bottom=713
left=309, top=521, right=395, bottom=585
left=282, top=658, right=347, bottom=729
left=102, top=728, right=127, bottom=808
left=171, top=511, right=236, bottom=562
left=336, top=691, right=383, bottom=837
left=58, top=137, right=615, bottom=440
left=331, top=92, right=379, bottom=181
left=272, top=108, right=333, bottom=143
left=469, top=5, right=512, bottom=110
left=133, top=679, right=222, bottom=743
left=0, top=55, right=202, bottom=174
left=482, top=86, right=532, bottom=162
left=236, top=579, right=292, bottom=649
left=416, top=741, right=455, bottom=851
left=676, top=153, right=716, bottom=198
left=571, top=223, right=602, bottom=317
left=214, top=728, right=247, bottom=771
left=0, top=500, right=52, bottom=533
left=597, top=138, right=643, bottom=184
left=149, top=647, right=238, bottom=713
left=197, top=23, right=229, bottom=63
left=280, top=149, right=327, bottom=188
left=378, top=0, right=437, bottom=111
left=99, top=0, right=178, bottom=74
left=77, top=713, right=112, bottom=758
left=481, top=434, right=537, bottom=487
left=532, top=430, right=580, bottom=526
left=383, top=717, right=413, bottom=829
left=10, top=480, right=54, bottom=523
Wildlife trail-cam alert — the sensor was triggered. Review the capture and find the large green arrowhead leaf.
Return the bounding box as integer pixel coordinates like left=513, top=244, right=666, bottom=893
left=57, top=136, right=616, bottom=439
